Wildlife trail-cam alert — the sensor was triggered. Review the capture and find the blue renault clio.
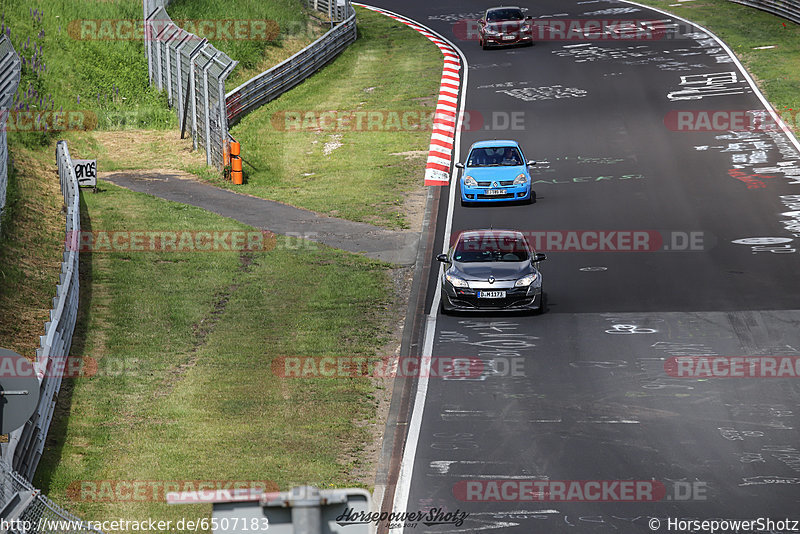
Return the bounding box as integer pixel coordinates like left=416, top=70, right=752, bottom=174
left=456, top=140, right=536, bottom=206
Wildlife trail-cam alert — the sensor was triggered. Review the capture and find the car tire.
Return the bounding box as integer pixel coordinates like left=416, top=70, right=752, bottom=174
left=481, top=39, right=488, bottom=50
left=440, top=297, right=450, bottom=316
left=535, top=292, right=546, bottom=315
left=529, top=190, right=537, bottom=204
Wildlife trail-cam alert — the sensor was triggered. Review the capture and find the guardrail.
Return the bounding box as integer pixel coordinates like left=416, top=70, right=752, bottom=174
left=225, top=1, right=357, bottom=127
left=143, top=1, right=237, bottom=170
left=728, top=0, right=800, bottom=24
left=0, top=35, right=21, bottom=229
left=1, top=459, right=103, bottom=534
left=7, top=141, right=81, bottom=482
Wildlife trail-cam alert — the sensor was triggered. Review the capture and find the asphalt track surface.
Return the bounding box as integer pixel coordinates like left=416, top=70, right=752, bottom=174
left=364, top=0, right=800, bottom=531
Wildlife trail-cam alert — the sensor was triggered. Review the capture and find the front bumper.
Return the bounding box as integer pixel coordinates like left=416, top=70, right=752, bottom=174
left=483, top=32, right=533, bottom=46
left=461, top=183, right=531, bottom=202
left=441, top=283, right=542, bottom=311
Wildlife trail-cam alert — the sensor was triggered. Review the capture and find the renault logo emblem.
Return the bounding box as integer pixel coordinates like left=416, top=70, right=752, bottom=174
left=492, top=181, right=498, bottom=187
left=488, top=275, right=495, bottom=284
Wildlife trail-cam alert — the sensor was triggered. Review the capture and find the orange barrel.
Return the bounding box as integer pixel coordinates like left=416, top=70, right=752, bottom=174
left=230, top=141, right=241, bottom=157
left=231, top=156, right=243, bottom=184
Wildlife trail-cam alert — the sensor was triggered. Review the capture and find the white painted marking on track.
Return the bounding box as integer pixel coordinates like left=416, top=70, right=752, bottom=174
left=352, top=7, right=467, bottom=532
left=619, top=0, right=800, bottom=155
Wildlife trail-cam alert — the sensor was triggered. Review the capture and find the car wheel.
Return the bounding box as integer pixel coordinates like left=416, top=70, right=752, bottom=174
left=481, top=39, right=488, bottom=50
left=535, top=292, right=546, bottom=315
left=440, top=296, right=450, bottom=315
left=531, top=190, right=537, bottom=204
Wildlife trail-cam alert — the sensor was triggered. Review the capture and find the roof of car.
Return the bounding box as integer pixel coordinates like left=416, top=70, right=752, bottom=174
left=469, top=139, right=520, bottom=149
left=487, top=6, right=522, bottom=12
left=458, top=229, right=526, bottom=239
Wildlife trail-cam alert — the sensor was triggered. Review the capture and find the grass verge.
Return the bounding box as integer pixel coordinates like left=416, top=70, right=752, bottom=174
left=35, top=180, right=396, bottom=531
left=164, top=0, right=327, bottom=91
left=217, top=7, right=443, bottom=230
left=3, top=0, right=319, bottom=144
left=0, top=147, right=64, bottom=358
left=633, top=0, right=800, bottom=122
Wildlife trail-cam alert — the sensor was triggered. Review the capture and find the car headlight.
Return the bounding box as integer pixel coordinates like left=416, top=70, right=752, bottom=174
left=515, top=273, right=539, bottom=287
left=485, top=27, right=499, bottom=35
left=513, top=173, right=527, bottom=185
left=464, top=176, right=478, bottom=187
left=445, top=273, right=470, bottom=288
left=521, top=24, right=531, bottom=32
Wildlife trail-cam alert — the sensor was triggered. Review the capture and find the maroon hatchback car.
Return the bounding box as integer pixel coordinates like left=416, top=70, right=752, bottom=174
left=478, top=6, right=534, bottom=49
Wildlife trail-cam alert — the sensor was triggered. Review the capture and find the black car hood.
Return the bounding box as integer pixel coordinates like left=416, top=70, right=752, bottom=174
left=452, top=261, right=534, bottom=281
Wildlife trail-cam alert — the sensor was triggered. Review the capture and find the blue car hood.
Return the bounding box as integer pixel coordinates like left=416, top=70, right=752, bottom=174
left=462, top=166, right=526, bottom=181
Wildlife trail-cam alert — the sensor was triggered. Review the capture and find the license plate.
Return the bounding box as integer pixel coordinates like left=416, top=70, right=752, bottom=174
left=484, top=189, right=507, bottom=196
left=477, top=290, right=506, bottom=299
left=502, top=35, right=515, bottom=40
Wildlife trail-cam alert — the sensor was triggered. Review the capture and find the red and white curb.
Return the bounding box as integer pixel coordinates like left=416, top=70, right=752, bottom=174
left=353, top=3, right=463, bottom=186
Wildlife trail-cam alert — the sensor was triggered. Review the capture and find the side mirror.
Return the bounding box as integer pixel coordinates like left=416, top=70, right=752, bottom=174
left=436, top=253, right=451, bottom=263
left=527, top=160, right=536, bottom=167
left=478, top=18, right=486, bottom=25
left=534, top=252, right=547, bottom=262
left=455, top=162, right=464, bottom=169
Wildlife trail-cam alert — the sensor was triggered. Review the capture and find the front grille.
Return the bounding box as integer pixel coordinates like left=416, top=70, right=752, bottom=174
left=477, top=181, right=492, bottom=187
left=477, top=193, right=515, bottom=200
left=499, top=180, right=515, bottom=186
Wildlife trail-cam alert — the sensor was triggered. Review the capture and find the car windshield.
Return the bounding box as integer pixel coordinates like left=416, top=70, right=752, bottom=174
left=487, top=8, right=524, bottom=21
left=467, top=146, right=523, bottom=167
left=453, top=234, right=530, bottom=262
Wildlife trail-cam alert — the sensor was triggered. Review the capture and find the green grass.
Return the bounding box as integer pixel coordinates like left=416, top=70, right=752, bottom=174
left=35, top=181, right=395, bottom=531
left=3, top=0, right=319, bottom=146
left=633, top=0, right=800, bottom=118
left=164, top=0, right=326, bottom=91
left=218, top=7, right=443, bottom=229
left=5, top=0, right=173, bottom=146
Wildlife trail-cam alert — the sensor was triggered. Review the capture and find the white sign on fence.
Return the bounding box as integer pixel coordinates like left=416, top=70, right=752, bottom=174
left=73, top=159, right=97, bottom=189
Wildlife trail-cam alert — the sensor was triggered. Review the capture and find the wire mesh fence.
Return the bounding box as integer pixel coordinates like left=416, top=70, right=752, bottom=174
left=143, top=4, right=236, bottom=169
left=1, top=459, right=104, bottom=534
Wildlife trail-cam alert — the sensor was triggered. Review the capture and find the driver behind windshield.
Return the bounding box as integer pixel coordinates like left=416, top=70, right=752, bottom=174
left=501, top=148, right=521, bottom=165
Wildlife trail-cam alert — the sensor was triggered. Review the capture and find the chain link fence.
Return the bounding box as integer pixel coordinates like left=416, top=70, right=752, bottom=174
left=226, top=0, right=356, bottom=127
left=143, top=3, right=237, bottom=170
left=308, top=0, right=352, bottom=23
left=7, top=141, right=81, bottom=482
left=0, top=35, right=22, bottom=229
left=1, top=459, right=103, bottom=534
left=728, top=0, right=800, bottom=24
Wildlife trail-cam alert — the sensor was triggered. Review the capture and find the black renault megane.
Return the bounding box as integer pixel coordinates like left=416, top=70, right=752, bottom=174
left=437, top=229, right=547, bottom=314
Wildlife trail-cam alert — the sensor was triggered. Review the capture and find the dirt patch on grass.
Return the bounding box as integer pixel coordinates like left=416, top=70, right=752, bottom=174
left=91, top=130, right=207, bottom=172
